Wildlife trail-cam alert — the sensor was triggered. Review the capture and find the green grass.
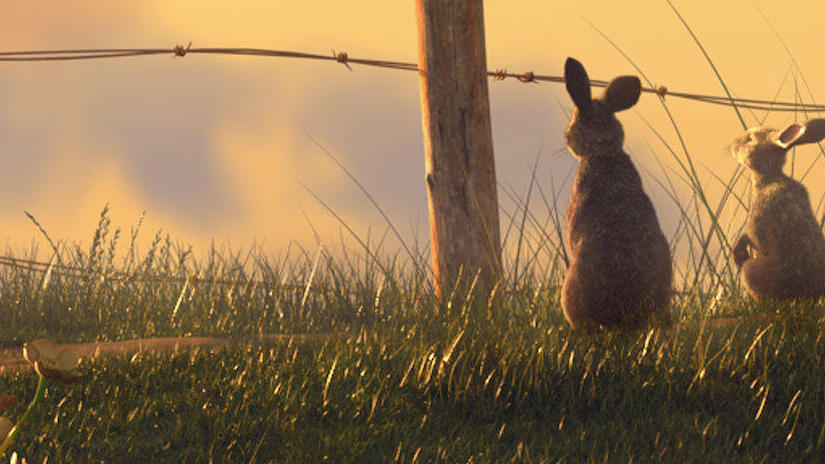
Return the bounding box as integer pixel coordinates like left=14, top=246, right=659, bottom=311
left=2, top=276, right=825, bottom=462
left=1, top=216, right=825, bottom=462
left=3, top=2, right=825, bottom=462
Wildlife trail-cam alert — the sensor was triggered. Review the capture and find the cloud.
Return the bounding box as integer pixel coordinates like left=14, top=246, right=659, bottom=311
left=2, top=140, right=203, bottom=255
left=0, top=2, right=153, bottom=47
left=210, top=114, right=347, bottom=246
left=146, top=1, right=417, bottom=55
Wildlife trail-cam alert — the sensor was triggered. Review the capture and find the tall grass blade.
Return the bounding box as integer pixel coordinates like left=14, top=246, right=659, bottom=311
left=40, top=252, right=57, bottom=291
left=664, top=0, right=747, bottom=129
left=300, top=244, right=324, bottom=314
left=303, top=132, right=431, bottom=277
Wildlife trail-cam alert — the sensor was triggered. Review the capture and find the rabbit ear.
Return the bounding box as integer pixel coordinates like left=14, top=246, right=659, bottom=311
left=602, top=76, right=641, bottom=113
left=795, top=119, right=825, bottom=147
left=777, top=119, right=825, bottom=149
left=776, top=123, right=805, bottom=149
left=565, top=57, right=593, bottom=112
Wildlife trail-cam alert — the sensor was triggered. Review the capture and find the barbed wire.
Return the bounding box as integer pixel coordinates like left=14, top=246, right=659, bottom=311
left=1, top=45, right=823, bottom=113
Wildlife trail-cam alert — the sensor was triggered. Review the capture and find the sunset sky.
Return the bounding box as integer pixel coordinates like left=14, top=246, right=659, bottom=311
left=1, top=1, right=823, bottom=259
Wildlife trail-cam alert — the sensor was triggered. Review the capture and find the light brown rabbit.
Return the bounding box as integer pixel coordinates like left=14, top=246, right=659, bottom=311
left=731, top=119, right=825, bottom=301
left=561, top=57, right=672, bottom=330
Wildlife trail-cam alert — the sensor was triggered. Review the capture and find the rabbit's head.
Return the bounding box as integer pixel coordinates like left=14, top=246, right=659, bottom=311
left=732, top=119, right=825, bottom=176
left=564, top=57, right=641, bottom=160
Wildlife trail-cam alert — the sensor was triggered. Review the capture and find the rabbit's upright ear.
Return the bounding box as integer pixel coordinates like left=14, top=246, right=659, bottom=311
left=776, top=123, right=805, bottom=149
left=565, top=57, right=592, bottom=112
left=796, top=119, right=825, bottom=146
left=778, top=119, right=825, bottom=149
left=602, top=76, right=641, bottom=113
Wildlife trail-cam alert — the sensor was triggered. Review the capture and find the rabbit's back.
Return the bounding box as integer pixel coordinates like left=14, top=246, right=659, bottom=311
left=564, top=153, right=672, bottom=328
left=567, top=154, right=657, bottom=243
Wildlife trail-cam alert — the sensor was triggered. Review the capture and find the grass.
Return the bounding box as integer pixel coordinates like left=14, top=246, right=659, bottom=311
left=1, top=207, right=825, bottom=462
left=3, top=2, right=825, bottom=462
left=1, top=264, right=825, bottom=462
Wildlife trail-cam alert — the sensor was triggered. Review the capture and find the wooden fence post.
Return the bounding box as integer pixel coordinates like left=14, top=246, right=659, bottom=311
left=415, top=0, right=502, bottom=297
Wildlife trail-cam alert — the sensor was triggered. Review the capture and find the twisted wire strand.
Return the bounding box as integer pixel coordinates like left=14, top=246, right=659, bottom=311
left=1, top=46, right=823, bottom=112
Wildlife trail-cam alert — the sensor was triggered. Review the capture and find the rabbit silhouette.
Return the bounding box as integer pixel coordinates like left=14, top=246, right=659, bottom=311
left=561, top=57, right=672, bottom=330
left=731, top=118, right=825, bottom=301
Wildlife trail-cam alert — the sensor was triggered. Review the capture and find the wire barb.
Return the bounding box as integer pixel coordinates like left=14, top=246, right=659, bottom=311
left=655, top=84, right=668, bottom=99
left=493, top=68, right=507, bottom=81
left=517, top=71, right=537, bottom=84
left=332, top=49, right=352, bottom=71
left=172, top=41, right=192, bottom=58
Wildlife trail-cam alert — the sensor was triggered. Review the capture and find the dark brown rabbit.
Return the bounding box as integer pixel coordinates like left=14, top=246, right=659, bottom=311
left=561, top=57, right=672, bottom=330
left=731, top=119, right=825, bottom=301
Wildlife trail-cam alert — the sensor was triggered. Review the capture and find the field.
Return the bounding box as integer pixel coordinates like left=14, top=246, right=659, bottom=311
left=0, top=204, right=824, bottom=463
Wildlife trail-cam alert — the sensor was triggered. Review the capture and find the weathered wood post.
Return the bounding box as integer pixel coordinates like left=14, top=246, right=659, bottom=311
left=415, top=0, right=502, bottom=297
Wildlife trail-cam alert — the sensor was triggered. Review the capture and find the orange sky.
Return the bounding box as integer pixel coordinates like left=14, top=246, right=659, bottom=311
left=1, top=1, right=823, bottom=260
